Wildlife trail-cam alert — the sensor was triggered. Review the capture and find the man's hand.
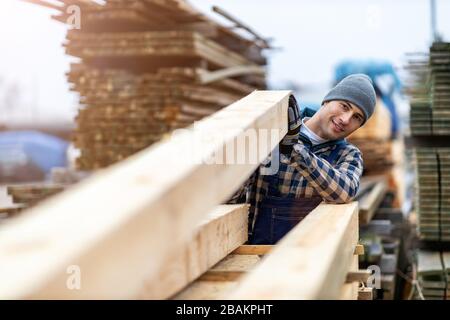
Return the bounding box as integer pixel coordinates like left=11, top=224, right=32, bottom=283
left=279, top=95, right=301, bottom=155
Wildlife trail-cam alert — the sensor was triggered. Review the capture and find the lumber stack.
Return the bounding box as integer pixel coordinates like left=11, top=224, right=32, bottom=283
left=405, top=42, right=450, bottom=243
left=413, top=148, right=450, bottom=242
left=417, top=250, right=450, bottom=300
left=0, top=90, right=291, bottom=299
left=27, top=0, right=268, bottom=170
left=407, top=42, right=450, bottom=135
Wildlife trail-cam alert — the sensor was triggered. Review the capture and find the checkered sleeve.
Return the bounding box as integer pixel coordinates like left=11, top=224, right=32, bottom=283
left=290, top=143, right=364, bottom=203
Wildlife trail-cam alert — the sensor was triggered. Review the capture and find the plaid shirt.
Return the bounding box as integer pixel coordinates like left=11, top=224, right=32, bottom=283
left=228, top=120, right=364, bottom=234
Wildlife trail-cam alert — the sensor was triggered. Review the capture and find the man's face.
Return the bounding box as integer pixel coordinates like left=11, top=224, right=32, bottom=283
left=318, top=100, right=365, bottom=140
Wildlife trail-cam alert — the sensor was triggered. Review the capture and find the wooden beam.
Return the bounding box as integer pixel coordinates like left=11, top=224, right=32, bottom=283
left=137, top=204, right=248, bottom=299
left=232, top=245, right=273, bottom=255
left=346, top=270, right=372, bottom=283
left=359, top=179, right=387, bottom=225
left=0, top=90, right=290, bottom=299
left=198, top=66, right=266, bottom=85
left=224, top=202, right=359, bottom=299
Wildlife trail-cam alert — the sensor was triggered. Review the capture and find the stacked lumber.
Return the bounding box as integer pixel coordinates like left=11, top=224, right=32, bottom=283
left=405, top=43, right=450, bottom=244
left=175, top=204, right=367, bottom=300
left=26, top=0, right=268, bottom=170
left=413, top=148, right=450, bottom=242
left=0, top=90, right=291, bottom=299
left=417, top=250, right=450, bottom=300
left=407, top=42, right=450, bottom=135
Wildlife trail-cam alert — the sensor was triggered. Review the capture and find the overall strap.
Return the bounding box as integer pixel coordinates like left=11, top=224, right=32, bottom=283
left=324, top=139, right=348, bottom=164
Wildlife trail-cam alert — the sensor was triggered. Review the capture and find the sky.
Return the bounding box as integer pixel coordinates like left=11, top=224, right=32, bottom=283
left=0, top=0, right=449, bottom=124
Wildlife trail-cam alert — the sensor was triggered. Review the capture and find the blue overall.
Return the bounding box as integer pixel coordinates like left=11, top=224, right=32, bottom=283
left=249, top=138, right=349, bottom=245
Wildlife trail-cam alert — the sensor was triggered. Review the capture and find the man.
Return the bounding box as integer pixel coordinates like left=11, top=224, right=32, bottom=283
left=228, top=73, right=377, bottom=244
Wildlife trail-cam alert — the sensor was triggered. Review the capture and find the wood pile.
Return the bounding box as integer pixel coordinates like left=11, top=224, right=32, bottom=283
left=27, top=0, right=269, bottom=170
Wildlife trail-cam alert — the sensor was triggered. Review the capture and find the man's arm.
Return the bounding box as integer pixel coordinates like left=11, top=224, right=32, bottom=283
left=287, top=143, right=363, bottom=203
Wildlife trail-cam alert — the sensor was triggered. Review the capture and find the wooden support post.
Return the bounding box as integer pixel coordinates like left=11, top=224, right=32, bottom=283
left=0, top=90, right=290, bottom=299
left=224, top=202, right=359, bottom=299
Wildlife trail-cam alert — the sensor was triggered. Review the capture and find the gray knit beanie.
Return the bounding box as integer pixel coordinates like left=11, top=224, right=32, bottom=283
left=322, top=74, right=376, bottom=124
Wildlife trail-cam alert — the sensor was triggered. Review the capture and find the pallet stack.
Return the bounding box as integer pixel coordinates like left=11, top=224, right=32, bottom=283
left=28, top=0, right=268, bottom=170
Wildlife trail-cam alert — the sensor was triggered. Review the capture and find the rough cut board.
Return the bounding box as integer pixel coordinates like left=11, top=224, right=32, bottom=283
left=137, top=204, right=248, bottom=299
left=224, top=202, right=359, bottom=299
left=0, top=90, right=290, bottom=299
left=358, top=179, right=388, bottom=225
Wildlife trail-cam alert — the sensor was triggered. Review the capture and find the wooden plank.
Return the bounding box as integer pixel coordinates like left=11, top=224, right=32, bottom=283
left=346, top=270, right=372, bottom=283
left=0, top=90, right=290, bottom=299
left=224, top=202, right=359, bottom=299
left=232, top=245, right=273, bottom=255
left=198, top=66, right=266, bottom=85
left=137, top=204, right=248, bottom=299
left=359, top=179, right=388, bottom=225
left=198, top=254, right=260, bottom=282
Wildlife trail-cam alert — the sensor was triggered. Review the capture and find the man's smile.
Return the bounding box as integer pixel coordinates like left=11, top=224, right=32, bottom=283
left=331, top=119, right=345, bottom=133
